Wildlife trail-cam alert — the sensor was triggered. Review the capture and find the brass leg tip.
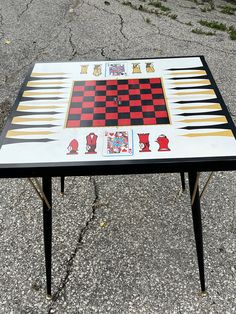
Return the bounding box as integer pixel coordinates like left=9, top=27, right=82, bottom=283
left=199, top=291, right=208, bottom=297
left=46, top=294, right=52, bottom=300
left=61, top=192, right=64, bottom=196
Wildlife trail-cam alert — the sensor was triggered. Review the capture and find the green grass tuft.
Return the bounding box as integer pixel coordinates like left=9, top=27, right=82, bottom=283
left=149, top=0, right=171, bottom=12
left=192, top=28, right=215, bottom=35
left=219, top=5, right=236, bottom=15
left=228, top=26, right=236, bottom=40
left=199, top=20, right=227, bottom=31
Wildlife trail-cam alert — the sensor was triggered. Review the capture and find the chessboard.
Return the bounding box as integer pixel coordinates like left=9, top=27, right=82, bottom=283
left=66, top=78, right=170, bottom=127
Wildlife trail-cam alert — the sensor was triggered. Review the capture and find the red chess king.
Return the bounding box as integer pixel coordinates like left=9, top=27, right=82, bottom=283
left=138, top=133, right=151, bottom=152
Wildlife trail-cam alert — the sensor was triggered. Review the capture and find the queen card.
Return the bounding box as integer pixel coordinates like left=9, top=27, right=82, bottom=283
left=103, top=131, right=133, bottom=156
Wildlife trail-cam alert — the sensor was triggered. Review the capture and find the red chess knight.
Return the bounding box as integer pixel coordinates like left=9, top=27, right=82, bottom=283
left=156, top=134, right=170, bottom=151
left=67, top=139, right=79, bottom=155
left=86, top=132, right=98, bottom=154
left=138, top=133, right=151, bottom=152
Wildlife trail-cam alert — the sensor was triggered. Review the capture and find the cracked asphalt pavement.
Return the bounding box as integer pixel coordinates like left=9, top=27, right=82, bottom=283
left=0, top=0, right=236, bottom=313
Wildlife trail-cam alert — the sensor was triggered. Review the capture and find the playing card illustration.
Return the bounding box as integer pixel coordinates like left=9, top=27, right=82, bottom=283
left=103, top=131, right=133, bottom=156
left=108, top=63, right=126, bottom=76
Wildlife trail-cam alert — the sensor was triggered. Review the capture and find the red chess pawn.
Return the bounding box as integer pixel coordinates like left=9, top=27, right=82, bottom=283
left=138, top=133, right=151, bottom=152
left=156, top=134, right=170, bottom=151
left=67, top=139, right=79, bottom=155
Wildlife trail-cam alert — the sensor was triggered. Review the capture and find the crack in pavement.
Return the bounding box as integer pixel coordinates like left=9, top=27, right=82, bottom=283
left=85, top=2, right=128, bottom=41
left=68, top=26, right=78, bottom=60
left=18, top=0, right=35, bottom=20
left=47, top=177, right=99, bottom=313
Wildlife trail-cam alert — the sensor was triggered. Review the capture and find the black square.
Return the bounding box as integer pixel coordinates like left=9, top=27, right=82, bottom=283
left=95, top=102, right=106, bottom=107
left=153, top=94, right=164, bottom=99
left=95, top=90, right=106, bottom=96
left=129, top=95, right=141, bottom=100
left=140, top=89, right=151, bottom=94
left=93, top=113, right=105, bottom=120
left=80, top=120, right=93, bottom=127
left=74, top=81, right=85, bottom=86
left=131, top=119, right=144, bottom=125
left=82, top=108, right=93, bottom=114
left=83, top=96, right=94, bottom=102
left=107, top=85, right=117, bottom=90
left=143, top=112, right=155, bottom=118
left=139, top=79, right=150, bottom=84
left=85, top=85, right=95, bottom=91
left=156, top=117, right=169, bottom=124
left=129, top=84, right=139, bottom=89
left=118, top=112, right=130, bottom=119
left=130, top=106, right=142, bottom=112
left=106, top=119, right=118, bottom=126
left=118, top=80, right=128, bottom=85
left=106, top=107, right=118, bottom=113
left=67, top=114, right=80, bottom=120
left=96, top=80, right=106, bottom=85
left=117, top=90, right=129, bottom=95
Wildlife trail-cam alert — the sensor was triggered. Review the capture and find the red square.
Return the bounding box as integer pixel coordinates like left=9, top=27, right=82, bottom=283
left=95, top=96, right=106, bottom=102
left=117, top=85, right=128, bottom=90
left=106, top=80, right=117, bottom=86
left=153, top=98, right=165, bottom=105
left=119, top=95, right=129, bottom=101
left=94, top=107, right=105, bottom=114
left=129, top=79, right=139, bottom=84
left=93, top=120, right=106, bottom=127
left=155, top=111, right=168, bottom=118
left=130, top=100, right=141, bottom=106
left=86, top=80, right=96, bottom=86
left=84, top=90, right=95, bottom=97
left=140, top=84, right=151, bottom=89
left=83, top=102, right=94, bottom=108
left=96, top=85, right=107, bottom=91
left=73, top=86, right=84, bottom=92
left=141, top=94, right=152, bottom=100
left=106, top=113, right=118, bottom=119
left=118, top=119, right=130, bottom=126
left=152, top=88, right=163, bottom=94
left=106, top=90, right=117, bottom=96
left=67, top=120, right=80, bottom=127
left=118, top=106, right=130, bottom=113
left=69, top=108, right=81, bottom=114
left=71, top=96, right=83, bottom=102
left=81, top=113, right=93, bottom=120
left=150, top=78, right=161, bottom=84
left=130, top=112, right=143, bottom=119
left=143, top=118, right=156, bottom=125
left=129, top=89, right=140, bottom=95
left=142, top=105, right=154, bottom=112
left=106, top=101, right=116, bottom=107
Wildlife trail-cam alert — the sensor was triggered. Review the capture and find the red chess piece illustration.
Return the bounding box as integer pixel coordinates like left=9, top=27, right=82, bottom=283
left=67, top=139, right=79, bottom=155
left=86, top=132, right=98, bottom=154
left=156, top=134, right=170, bottom=151
left=138, top=133, right=151, bottom=152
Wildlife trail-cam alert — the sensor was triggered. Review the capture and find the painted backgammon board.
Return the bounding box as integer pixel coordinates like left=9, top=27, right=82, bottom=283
left=0, top=56, right=236, bottom=165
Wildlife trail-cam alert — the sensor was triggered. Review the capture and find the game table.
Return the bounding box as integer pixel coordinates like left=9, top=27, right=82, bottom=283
left=1, top=56, right=236, bottom=298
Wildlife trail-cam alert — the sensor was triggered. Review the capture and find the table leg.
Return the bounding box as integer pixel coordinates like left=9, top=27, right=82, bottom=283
left=42, top=177, right=52, bottom=298
left=188, top=172, right=207, bottom=295
left=61, top=176, right=65, bottom=195
left=180, top=172, right=186, bottom=191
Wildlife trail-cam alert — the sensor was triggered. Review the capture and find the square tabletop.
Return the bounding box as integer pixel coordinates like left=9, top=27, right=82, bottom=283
left=1, top=56, right=236, bottom=177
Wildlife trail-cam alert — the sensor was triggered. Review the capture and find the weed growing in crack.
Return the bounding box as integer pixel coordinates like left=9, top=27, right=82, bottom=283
left=228, top=25, right=236, bottom=40
left=145, top=17, right=151, bottom=23
left=169, top=14, right=177, bottom=20
left=219, top=5, right=236, bottom=15
left=192, top=28, right=215, bottom=35
left=148, top=0, right=171, bottom=12
left=199, top=20, right=227, bottom=31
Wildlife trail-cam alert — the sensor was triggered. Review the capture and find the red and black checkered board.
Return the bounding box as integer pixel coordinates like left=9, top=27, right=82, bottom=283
left=66, top=78, right=170, bottom=127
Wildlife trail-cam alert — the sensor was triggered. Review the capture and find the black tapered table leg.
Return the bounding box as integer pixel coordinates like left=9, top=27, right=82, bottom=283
left=188, top=172, right=206, bottom=294
left=42, top=177, right=52, bottom=298
left=180, top=172, right=185, bottom=191
left=61, top=176, right=65, bottom=194
left=61, top=177, right=65, bottom=194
